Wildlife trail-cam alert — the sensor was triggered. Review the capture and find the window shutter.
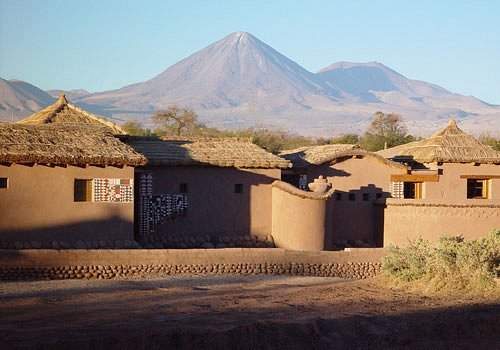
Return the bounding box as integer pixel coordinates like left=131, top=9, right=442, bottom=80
left=391, top=181, right=403, bottom=198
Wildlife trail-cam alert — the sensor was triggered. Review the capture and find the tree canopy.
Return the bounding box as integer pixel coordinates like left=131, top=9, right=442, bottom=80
left=360, top=112, right=416, bottom=151
left=121, top=109, right=419, bottom=154
left=152, top=106, right=201, bottom=136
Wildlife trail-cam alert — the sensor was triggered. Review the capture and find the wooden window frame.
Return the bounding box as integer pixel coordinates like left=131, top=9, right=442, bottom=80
left=466, top=178, right=489, bottom=199
left=403, top=182, right=423, bottom=199
left=74, top=179, right=93, bottom=202
left=391, top=174, right=439, bottom=182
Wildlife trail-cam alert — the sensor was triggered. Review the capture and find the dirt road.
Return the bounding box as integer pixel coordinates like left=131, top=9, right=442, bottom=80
left=1, top=275, right=499, bottom=349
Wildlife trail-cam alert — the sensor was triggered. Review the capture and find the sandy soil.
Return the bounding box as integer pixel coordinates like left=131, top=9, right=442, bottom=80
left=0, top=275, right=499, bottom=349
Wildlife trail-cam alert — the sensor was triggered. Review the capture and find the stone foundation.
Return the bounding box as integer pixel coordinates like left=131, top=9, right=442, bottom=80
left=0, top=248, right=386, bottom=281
left=0, top=262, right=381, bottom=281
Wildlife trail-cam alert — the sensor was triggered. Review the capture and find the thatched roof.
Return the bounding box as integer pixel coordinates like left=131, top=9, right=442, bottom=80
left=280, top=144, right=405, bottom=169
left=280, top=144, right=360, bottom=167
left=121, top=136, right=291, bottom=168
left=377, top=120, right=500, bottom=164
left=0, top=123, right=146, bottom=167
left=17, top=95, right=126, bottom=135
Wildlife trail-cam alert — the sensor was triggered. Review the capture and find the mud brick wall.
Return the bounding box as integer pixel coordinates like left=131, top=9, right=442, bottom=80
left=0, top=248, right=386, bottom=281
left=383, top=200, right=500, bottom=247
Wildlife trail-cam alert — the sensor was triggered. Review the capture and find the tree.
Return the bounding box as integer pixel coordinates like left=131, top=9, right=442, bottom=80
left=152, top=105, right=200, bottom=136
left=360, top=112, right=415, bottom=151
left=330, top=134, right=360, bottom=144
left=121, top=121, right=153, bottom=136
left=479, top=133, right=500, bottom=151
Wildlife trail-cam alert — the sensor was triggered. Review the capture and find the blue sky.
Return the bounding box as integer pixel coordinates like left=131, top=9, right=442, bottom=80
left=1, top=0, right=499, bottom=104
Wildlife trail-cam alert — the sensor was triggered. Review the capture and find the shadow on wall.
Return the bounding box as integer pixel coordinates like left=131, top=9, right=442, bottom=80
left=138, top=164, right=279, bottom=245
left=326, top=184, right=390, bottom=249
left=0, top=214, right=134, bottom=249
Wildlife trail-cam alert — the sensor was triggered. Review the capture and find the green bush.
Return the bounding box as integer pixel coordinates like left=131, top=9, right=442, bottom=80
left=382, top=230, right=500, bottom=293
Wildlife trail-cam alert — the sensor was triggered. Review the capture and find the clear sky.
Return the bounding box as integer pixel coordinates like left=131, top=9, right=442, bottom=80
left=1, top=0, right=499, bottom=104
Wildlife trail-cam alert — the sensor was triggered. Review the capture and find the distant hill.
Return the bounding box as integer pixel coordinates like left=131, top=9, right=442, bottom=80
left=3, top=32, right=499, bottom=135
left=78, top=32, right=499, bottom=136
left=0, top=78, right=54, bottom=120
left=81, top=32, right=337, bottom=113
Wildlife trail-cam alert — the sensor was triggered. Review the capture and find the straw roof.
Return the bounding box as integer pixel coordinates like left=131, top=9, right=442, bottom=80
left=121, top=136, right=291, bottom=168
left=377, top=120, right=500, bottom=164
left=17, top=95, right=126, bottom=135
left=0, top=123, right=146, bottom=167
left=280, top=144, right=360, bottom=167
left=280, top=144, right=405, bottom=169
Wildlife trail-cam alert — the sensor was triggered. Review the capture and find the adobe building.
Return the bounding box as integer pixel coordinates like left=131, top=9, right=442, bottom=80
left=122, top=136, right=291, bottom=247
left=281, top=144, right=407, bottom=248
left=0, top=96, right=146, bottom=248
left=377, top=119, right=500, bottom=246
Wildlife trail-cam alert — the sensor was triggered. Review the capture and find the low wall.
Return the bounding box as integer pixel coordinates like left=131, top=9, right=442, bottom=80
left=383, top=200, right=500, bottom=246
left=0, top=248, right=387, bottom=281
left=271, top=181, right=332, bottom=251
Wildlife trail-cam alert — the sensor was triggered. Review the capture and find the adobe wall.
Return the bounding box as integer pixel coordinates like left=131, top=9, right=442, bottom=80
left=139, top=167, right=280, bottom=242
left=424, top=163, right=500, bottom=201
left=306, top=156, right=405, bottom=247
left=0, top=248, right=387, bottom=281
left=383, top=199, right=500, bottom=246
left=0, top=164, right=134, bottom=244
left=271, top=181, right=331, bottom=251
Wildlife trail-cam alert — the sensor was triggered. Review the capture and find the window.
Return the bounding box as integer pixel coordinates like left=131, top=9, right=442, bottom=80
left=403, top=182, right=422, bottom=199
left=348, top=193, right=355, bottom=201
left=0, top=177, right=7, bottom=189
left=334, top=192, right=342, bottom=200
left=74, top=179, right=92, bottom=202
left=298, top=175, right=308, bottom=190
left=467, top=179, right=489, bottom=199
left=362, top=193, right=370, bottom=201
left=234, top=184, right=243, bottom=194
left=179, top=183, right=188, bottom=193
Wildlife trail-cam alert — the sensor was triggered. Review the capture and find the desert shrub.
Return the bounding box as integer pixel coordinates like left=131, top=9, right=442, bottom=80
left=382, top=230, right=500, bottom=293
left=382, top=238, right=432, bottom=282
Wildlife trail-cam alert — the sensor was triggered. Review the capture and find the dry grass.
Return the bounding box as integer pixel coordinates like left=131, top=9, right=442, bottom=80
left=382, top=230, right=500, bottom=296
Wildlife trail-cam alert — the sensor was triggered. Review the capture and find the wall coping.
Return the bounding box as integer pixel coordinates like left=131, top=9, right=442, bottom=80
left=272, top=180, right=334, bottom=200
left=385, top=198, right=500, bottom=208
left=0, top=248, right=388, bottom=267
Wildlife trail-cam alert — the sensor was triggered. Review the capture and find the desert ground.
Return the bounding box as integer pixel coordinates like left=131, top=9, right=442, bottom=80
left=1, top=275, right=499, bottom=349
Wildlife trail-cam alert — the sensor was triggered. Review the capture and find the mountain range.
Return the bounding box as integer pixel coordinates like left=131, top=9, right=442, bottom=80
left=1, top=32, right=499, bottom=136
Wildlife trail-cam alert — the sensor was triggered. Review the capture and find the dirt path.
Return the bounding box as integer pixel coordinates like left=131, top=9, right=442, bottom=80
left=1, top=275, right=499, bottom=349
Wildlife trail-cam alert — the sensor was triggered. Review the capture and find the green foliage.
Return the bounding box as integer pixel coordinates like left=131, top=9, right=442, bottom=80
left=121, top=121, right=153, bottom=136
left=382, top=230, right=500, bottom=293
left=360, top=111, right=416, bottom=151
left=124, top=109, right=423, bottom=154
left=249, top=129, right=315, bottom=154
left=152, top=105, right=201, bottom=136
left=329, top=134, right=360, bottom=144
left=382, top=238, right=432, bottom=282
left=479, top=133, right=500, bottom=151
